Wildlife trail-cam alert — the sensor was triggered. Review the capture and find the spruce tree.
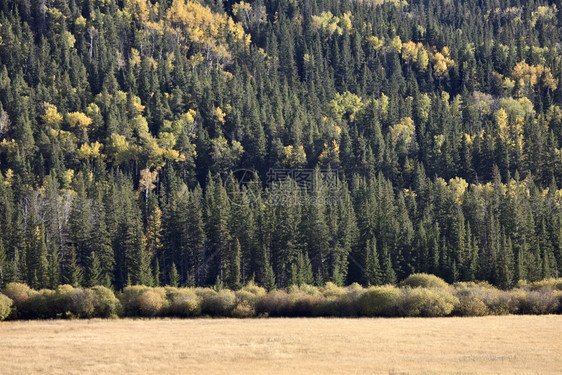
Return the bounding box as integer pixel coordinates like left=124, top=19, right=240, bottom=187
left=86, top=252, right=102, bottom=287
left=205, top=175, right=231, bottom=285
left=261, top=246, right=276, bottom=291
left=0, top=239, right=6, bottom=287
left=363, top=238, right=382, bottom=286
left=496, top=233, right=515, bottom=289
left=35, top=227, right=49, bottom=289
left=64, top=246, right=82, bottom=287
left=153, top=257, right=161, bottom=287
left=169, top=263, right=179, bottom=287
left=296, top=251, right=314, bottom=286
left=47, top=242, right=60, bottom=289
left=382, top=245, right=397, bottom=285
left=229, top=238, right=242, bottom=290
left=92, top=193, right=114, bottom=286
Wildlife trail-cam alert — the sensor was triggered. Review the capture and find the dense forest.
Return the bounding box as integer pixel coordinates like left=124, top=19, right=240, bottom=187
left=0, top=0, right=561, bottom=292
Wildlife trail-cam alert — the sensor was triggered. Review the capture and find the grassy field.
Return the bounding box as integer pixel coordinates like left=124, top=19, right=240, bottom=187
left=0, top=316, right=560, bottom=375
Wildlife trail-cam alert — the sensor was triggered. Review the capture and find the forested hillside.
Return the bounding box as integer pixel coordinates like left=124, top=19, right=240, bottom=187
left=0, top=0, right=561, bottom=290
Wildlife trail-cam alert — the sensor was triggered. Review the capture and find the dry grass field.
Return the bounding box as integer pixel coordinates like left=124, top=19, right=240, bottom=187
left=0, top=316, right=560, bottom=375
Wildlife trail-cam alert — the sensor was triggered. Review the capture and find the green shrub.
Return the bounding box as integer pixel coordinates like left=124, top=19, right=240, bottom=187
left=3, top=281, right=561, bottom=319
left=316, top=293, right=354, bottom=317
left=455, top=285, right=515, bottom=315
left=515, top=288, right=559, bottom=314
left=2, top=283, right=32, bottom=304
left=231, top=301, right=256, bottom=318
left=240, top=282, right=266, bottom=297
left=235, top=289, right=259, bottom=304
left=137, top=290, right=166, bottom=317
left=454, top=295, right=489, bottom=316
left=400, top=274, right=449, bottom=289
left=312, top=282, right=358, bottom=317
left=290, top=291, right=323, bottom=316
left=453, top=288, right=489, bottom=316
left=90, top=286, right=120, bottom=318
left=528, top=278, right=562, bottom=291
left=54, top=285, right=76, bottom=315
left=322, top=282, right=347, bottom=298
left=25, top=285, right=98, bottom=319
left=481, top=289, right=515, bottom=315
left=344, top=283, right=364, bottom=316
left=70, top=288, right=97, bottom=318
left=194, top=287, right=217, bottom=299
left=25, top=289, right=56, bottom=319
left=119, top=285, right=153, bottom=316
left=555, top=291, right=562, bottom=314
left=398, top=288, right=458, bottom=317
left=298, top=284, right=321, bottom=295
left=234, top=289, right=261, bottom=316
left=201, top=289, right=236, bottom=316
left=167, top=288, right=201, bottom=317
left=358, top=286, right=402, bottom=317
left=0, top=293, right=13, bottom=320
left=346, top=282, right=364, bottom=296
left=256, top=290, right=292, bottom=316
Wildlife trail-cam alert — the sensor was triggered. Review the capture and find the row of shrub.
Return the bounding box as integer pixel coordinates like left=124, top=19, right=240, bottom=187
left=0, top=283, right=120, bottom=319
left=1, top=274, right=561, bottom=320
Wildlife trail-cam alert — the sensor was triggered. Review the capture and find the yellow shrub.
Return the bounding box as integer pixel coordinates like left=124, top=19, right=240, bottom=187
left=235, top=289, right=259, bottom=305
left=399, top=288, right=458, bottom=317
left=2, top=282, right=32, bottom=303
left=0, top=293, right=13, bottom=320
left=514, top=288, right=559, bottom=314
left=454, top=295, right=489, bottom=316
left=359, top=285, right=402, bottom=316
left=256, top=290, right=292, bottom=316
left=138, top=291, right=165, bottom=317
left=400, top=273, right=449, bottom=289
left=231, top=301, right=255, bottom=318
left=239, top=282, right=266, bottom=297
left=167, top=288, right=201, bottom=317
left=322, top=282, right=347, bottom=298
left=528, top=278, right=562, bottom=291
left=69, top=288, right=96, bottom=318
left=201, top=289, right=236, bottom=316
left=90, top=286, right=120, bottom=318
